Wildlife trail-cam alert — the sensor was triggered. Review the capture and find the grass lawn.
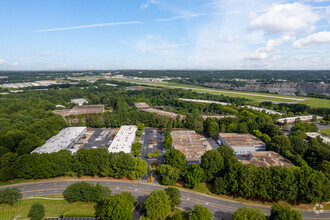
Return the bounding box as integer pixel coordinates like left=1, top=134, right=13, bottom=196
left=299, top=98, right=330, bottom=109
left=320, top=128, right=330, bottom=136
left=0, top=198, right=97, bottom=219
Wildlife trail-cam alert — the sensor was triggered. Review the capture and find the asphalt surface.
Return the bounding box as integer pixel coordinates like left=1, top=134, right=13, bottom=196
left=82, top=128, right=114, bottom=149
left=1, top=180, right=329, bottom=220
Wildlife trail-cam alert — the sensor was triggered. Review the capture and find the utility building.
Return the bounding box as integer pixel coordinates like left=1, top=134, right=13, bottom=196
left=134, top=102, right=150, bottom=110
left=108, top=125, right=138, bottom=153
left=242, top=151, right=294, bottom=167
left=32, top=127, right=87, bottom=154
left=71, top=98, right=88, bottom=106
left=171, top=129, right=212, bottom=165
left=218, top=133, right=266, bottom=155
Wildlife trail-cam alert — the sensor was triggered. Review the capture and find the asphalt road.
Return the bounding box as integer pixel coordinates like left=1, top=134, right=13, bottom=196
left=1, top=180, right=328, bottom=220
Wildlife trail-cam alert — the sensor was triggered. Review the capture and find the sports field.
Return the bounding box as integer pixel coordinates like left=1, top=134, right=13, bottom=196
left=109, top=78, right=329, bottom=108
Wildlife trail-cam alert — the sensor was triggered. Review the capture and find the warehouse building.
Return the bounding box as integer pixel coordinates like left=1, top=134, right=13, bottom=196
left=171, top=129, right=212, bottom=164
left=218, top=133, right=266, bottom=155
left=142, top=108, right=186, bottom=119
left=179, top=98, right=229, bottom=105
left=242, top=151, right=294, bottom=167
left=32, top=127, right=87, bottom=154
left=134, top=102, right=150, bottom=109
left=277, top=115, right=323, bottom=124
left=53, top=105, right=105, bottom=117
left=71, top=98, right=88, bottom=106
left=108, top=125, right=138, bottom=153
left=243, top=105, right=283, bottom=115
left=306, top=132, right=330, bottom=144
left=200, top=114, right=237, bottom=120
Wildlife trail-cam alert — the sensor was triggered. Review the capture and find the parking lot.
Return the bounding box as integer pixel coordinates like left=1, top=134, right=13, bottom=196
left=82, top=128, right=115, bottom=149
left=140, top=128, right=165, bottom=165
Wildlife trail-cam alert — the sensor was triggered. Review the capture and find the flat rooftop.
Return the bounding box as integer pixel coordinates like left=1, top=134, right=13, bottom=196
left=171, top=129, right=212, bottom=161
left=141, top=108, right=186, bottom=119
left=306, top=132, right=330, bottom=144
left=219, top=133, right=265, bottom=147
left=134, top=102, right=150, bottom=109
left=108, top=125, right=138, bottom=153
left=179, top=98, right=229, bottom=105
left=244, top=105, right=283, bottom=115
left=32, top=127, right=86, bottom=154
left=200, top=114, right=237, bottom=120
left=53, top=105, right=105, bottom=116
left=126, top=86, right=159, bottom=90
left=278, top=115, right=323, bottom=124
left=71, top=98, right=88, bottom=105
left=242, top=151, right=294, bottom=167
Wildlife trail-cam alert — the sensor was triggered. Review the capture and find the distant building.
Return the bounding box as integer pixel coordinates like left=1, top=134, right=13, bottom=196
left=0, top=80, right=58, bottom=89
left=171, top=129, right=212, bottom=164
left=53, top=105, right=105, bottom=117
left=32, top=127, right=87, bottom=154
left=134, top=102, right=151, bottom=110
left=242, top=151, right=294, bottom=167
left=306, top=132, right=330, bottom=144
left=141, top=108, right=186, bottom=119
left=55, top=104, right=66, bottom=108
left=71, top=98, right=88, bottom=106
left=126, top=86, right=160, bottom=91
left=178, top=98, right=229, bottom=105
left=218, top=133, right=266, bottom=155
left=0, top=76, right=8, bottom=79
left=243, top=105, right=283, bottom=115
left=108, top=125, right=138, bottom=153
left=200, top=114, right=237, bottom=120
left=277, top=115, right=323, bottom=124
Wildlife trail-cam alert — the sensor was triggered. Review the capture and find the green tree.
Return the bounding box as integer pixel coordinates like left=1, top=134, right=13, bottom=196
left=137, top=123, right=145, bottom=131
left=233, top=207, right=266, bottom=220
left=189, top=205, right=213, bottom=220
left=65, top=182, right=111, bottom=203
left=100, top=192, right=136, bottom=220
left=144, top=190, right=171, bottom=220
left=165, top=187, right=181, bottom=210
left=28, top=203, right=45, bottom=220
left=0, top=188, right=22, bottom=205
left=201, top=149, right=224, bottom=182
left=270, top=203, right=302, bottom=220
left=156, top=164, right=180, bottom=185
left=16, top=134, right=44, bottom=155
left=164, top=149, right=186, bottom=170
left=129, top=157, right=148, bottom=179
left=171, top=213, right=183, bottom=220
left=183, top=164, right=204, bottom=188
left=268, top=135, right=292, bottom=155
left=207, top=121, right=219, bottom=137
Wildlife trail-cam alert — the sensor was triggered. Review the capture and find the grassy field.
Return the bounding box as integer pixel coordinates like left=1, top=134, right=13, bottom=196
left=299, top=98, right=330, bottom=109
left=0, top=198, right=97, bottom=219
left=320, top=128, right=330, bottom=136
left=111, top=78, right=330, bottom=108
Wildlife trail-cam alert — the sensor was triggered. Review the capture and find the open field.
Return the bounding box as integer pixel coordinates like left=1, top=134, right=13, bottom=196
left=320, top=128, right=330, bottom=136
left=0, top=198, right=97, bottom=219
left=107, top=78, right=330, bottom=108
left=299, top=98, right=330, bottom=109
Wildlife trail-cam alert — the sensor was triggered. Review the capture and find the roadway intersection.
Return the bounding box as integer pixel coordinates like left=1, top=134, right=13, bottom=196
left=1, top=180, right=329, bottom=220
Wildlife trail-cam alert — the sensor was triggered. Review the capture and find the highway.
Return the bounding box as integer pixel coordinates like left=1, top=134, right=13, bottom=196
left=1, top=180, right=329, bottom=220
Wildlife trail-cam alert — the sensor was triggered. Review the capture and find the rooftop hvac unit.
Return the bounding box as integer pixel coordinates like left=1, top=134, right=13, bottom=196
left=268, top=153, right=271, bottom=156
left=262, top=158, right=266, bottom=161
left=279, top=162, right=282, bottom=165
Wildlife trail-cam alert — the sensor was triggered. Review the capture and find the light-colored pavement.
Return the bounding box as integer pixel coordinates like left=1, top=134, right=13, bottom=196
left=1, top=180, right=329, bottom=220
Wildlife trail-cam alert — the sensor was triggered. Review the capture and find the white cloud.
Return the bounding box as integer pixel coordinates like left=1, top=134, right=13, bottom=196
left=0, top=59, right=6, bottom=65
left=141, top=0, right=157, bottom=9
left=58, top=52, right=63, bottom=57
left=248, top=35, right=294, bottom=60
left=249, top=3, right=319, bottom=34
left=35, top=21, right=142, bottom=32
left=37, top=51, right=53, bottom=56
left=47, top=64, right=67, bottom=69
left=7, top=62, right=18, bottom=67
left=293, top=31, right=330, bottom=48
left=155, top=13, right=204, bottom=22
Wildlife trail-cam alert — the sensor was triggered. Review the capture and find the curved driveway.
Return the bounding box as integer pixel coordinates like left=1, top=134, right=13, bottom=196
left=1, top=180, right=328, bottom=220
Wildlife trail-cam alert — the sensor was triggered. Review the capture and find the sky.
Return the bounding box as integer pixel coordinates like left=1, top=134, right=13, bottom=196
left=0, top=0, right=329, bottom=70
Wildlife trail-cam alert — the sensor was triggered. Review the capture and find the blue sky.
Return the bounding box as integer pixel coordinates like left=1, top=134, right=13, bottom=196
left=0, top=0, right=329, bottom=70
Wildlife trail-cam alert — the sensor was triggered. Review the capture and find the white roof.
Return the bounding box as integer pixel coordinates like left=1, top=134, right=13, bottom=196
left=278, top=115, right=323, bottom=123
left=244, top=105, right=283, bottom=115
left=32, top=127, right=86, bottom=154
left=178, top=98, right=229, bottom=105
left=109, top=125, right=138, bottom=153
left=71, top=98, right=88, bottom=105
left=306, top=132, right=330, bottom=144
